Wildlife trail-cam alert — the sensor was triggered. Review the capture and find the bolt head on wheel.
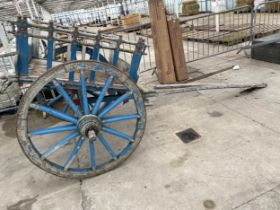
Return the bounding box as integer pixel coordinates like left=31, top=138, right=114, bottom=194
left=77, top=115, right=102, bottom=138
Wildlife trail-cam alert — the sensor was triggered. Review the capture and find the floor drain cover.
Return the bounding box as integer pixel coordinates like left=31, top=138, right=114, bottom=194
left=176, top=128, right=201, bottom=144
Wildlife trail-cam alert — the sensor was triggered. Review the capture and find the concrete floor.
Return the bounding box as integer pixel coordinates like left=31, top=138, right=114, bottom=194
left=1, top=51, right=280, bottom=210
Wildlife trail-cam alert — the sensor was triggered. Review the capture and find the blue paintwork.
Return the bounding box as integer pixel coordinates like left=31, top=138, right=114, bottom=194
left=80, top=71, right=90, bottom=114
left=28, top=124, right=77, bottom=137
left=46, top=94, right=63, bottom=106
left=30, top=103, right=78, bottom=124
left=63, top=93, right=76, bottom=114
left=98, top=134, right=117, bottom=160
left=92, top=34, right=102, bottom=61
left=129, top=39, right=146, bottom=82
left=69, top=41, right=77, bottom=80
left=63, top=104, right=70, bottom=113
left=112, top=48, right=120, bottom=66
left=16, top=17, right=29, bottom=75
left=102, top=114, right=140, bottom=124
left=90, top=34, right=102, bottom=81
left=47, top=22, right=54, bottom=70
left=102, top=126, right=134, bottom=142
left=69, top=27, right=79, bottom=80
left=89, top=139, right=97, bottom=169
left=98, top=92, right=131, bottom=118
left=64, top=136, right=84, bottom=169
left=53, top=81, right=81, bottom=116
left=42, top=131, right=79, bottom=159
left=119, top=143, right=133, bottom=157
left=112, top=37, right=122, bottom=67
left=88, top=95, right=120, bottom=105
left=92, top=76, right=114, bottom=115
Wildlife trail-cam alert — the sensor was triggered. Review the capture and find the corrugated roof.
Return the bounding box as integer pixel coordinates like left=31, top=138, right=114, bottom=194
left=0, top=0, right=124, bottom=20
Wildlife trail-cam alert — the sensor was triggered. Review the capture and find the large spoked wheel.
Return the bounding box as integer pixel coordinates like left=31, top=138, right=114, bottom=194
left=17, top=61, right=146, bottom=179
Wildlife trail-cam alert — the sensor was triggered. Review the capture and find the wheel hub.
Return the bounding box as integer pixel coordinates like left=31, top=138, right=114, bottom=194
left=77, top=115, right=103, bottom=138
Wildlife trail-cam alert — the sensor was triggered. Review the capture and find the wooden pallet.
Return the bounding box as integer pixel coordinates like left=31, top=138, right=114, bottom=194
left=121, top=14, right=141, bottom=29
left=0, top=80, right=19, bottom=111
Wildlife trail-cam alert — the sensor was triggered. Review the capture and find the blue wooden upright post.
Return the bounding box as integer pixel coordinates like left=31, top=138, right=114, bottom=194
left=91, top=32, right=101, bottom=61
left=112, top=36, right=122, bottom=67
left=16, top=16, right=29, bottom=75
left=47, top=21, right=54, bottom=70
left=69, top=27, right=78, bottom=80
left=128, top=38, right=146, bottom=83
left=90, top=32, right=102, bottom=81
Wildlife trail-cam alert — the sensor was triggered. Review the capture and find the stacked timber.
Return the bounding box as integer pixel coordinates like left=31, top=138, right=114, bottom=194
left=120, top=14, right=141, bottom=29
left=235, top=0, right=253, bottom=7
left=149, top=0, right=177, bottom=84
left=182, top=0, right=200, bottom=16
left=149, top=0, right=188, bottom=84
left=167, top=18, right=189, bottom=81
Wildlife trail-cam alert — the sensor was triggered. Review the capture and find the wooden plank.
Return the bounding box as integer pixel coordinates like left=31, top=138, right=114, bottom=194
left=149, top=0, right=176, bottom=84
left=167, top=18, right=189, bottom=81
left=99, top=26, right=122, bottom=33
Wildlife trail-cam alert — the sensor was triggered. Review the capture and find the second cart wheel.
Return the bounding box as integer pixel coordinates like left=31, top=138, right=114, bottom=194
left=17, top=60, right=146, bottom=179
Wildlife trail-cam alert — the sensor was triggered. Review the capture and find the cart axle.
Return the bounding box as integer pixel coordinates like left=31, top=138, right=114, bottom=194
left=77, top=115, right=102, bottom=138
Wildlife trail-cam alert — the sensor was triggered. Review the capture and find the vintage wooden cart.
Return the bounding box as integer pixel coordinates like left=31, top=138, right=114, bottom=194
left=13, top=17, right=147, bottom=178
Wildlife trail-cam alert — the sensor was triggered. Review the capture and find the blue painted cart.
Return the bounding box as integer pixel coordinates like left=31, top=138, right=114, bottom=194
left=15, top=17, right=147, bottom=178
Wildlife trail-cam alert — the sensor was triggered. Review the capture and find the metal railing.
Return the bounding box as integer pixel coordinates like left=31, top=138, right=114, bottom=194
left=181, top=1, right=280, bottom=63
left=252, top=0, right=280, bottom=42
left=182, top=5, right=253, bottom=63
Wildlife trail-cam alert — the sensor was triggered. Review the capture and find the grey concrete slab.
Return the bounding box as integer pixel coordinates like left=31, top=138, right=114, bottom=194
left=31, top=185, right=83, bottom=210
left=80, top=92, right=280, bottom=210
left=233, top=189, right=280, bottom=210
left=195, top=59, right=280, bottom=134
left=0, top=116, right=81, bottom=210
